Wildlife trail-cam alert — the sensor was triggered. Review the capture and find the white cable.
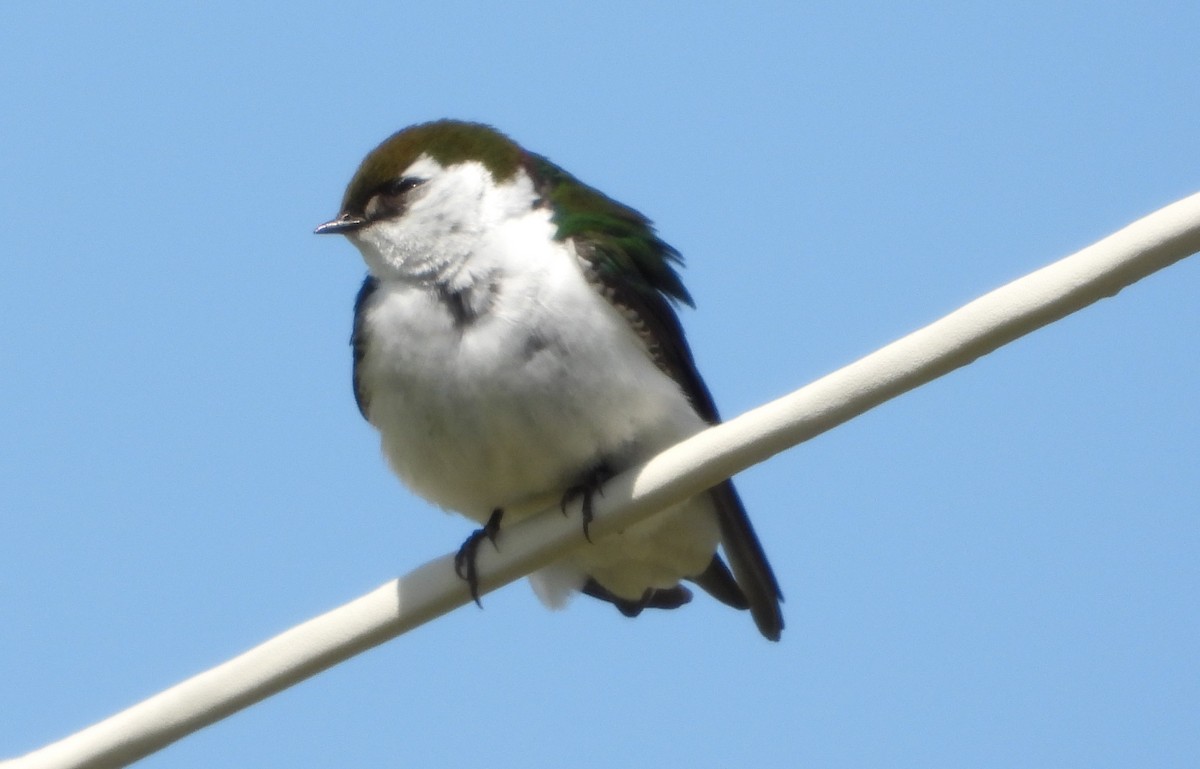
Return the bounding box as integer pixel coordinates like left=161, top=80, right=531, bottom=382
left=7, top=191, right=1200, bottom=769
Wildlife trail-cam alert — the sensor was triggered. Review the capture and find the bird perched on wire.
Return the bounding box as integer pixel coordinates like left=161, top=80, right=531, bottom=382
left=316, top=120, right=783, bottom=640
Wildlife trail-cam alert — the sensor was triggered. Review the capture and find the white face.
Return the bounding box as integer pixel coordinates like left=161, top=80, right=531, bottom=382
left=348, top=154, right=538, bottom=283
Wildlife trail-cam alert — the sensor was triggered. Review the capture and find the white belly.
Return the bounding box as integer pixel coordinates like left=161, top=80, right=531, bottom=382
left=355, top=236, right=720, bottom=602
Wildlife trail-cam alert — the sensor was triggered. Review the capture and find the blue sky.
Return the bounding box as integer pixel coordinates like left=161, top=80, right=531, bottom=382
left=2, top=2, right=1197, bottom=767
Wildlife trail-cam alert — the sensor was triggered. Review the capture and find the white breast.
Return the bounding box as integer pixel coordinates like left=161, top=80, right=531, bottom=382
left=354, top=199, right=720, bottom=604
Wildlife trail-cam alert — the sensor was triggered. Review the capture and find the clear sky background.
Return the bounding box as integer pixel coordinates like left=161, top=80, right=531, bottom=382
left=2, top=3, right=1197, bottom=767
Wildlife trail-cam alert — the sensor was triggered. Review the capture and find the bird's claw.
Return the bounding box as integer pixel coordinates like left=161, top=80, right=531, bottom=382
left=453, top=508, right=503, bottom=607
left=560, top=463, right=614, bottom=543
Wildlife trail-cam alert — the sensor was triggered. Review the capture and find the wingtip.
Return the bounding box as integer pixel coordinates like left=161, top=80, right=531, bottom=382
left=751, top=600, right=785, bottom=642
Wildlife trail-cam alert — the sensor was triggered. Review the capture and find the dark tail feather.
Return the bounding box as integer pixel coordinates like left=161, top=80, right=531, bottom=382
left=707, top=480, right=784, bottom=641
left=689, top=554, right=749, bottom=610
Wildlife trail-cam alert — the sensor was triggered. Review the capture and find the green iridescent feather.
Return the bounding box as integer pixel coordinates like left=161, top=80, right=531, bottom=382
left=340, top=121, right=524, bottom=214
left=340, top=120, right=693, bottom=309
left=526, top=152, right=694, bottom=308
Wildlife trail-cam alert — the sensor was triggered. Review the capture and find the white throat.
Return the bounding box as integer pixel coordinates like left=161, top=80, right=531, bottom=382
left=347, top=156, right=542, bottom=291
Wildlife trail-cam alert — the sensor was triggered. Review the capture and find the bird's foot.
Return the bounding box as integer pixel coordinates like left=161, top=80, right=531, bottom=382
left=453, top=507, right=504, bottom=608
left=582, top=579, right=694, bottom=617
left=560, top=462, right=614, bottom=543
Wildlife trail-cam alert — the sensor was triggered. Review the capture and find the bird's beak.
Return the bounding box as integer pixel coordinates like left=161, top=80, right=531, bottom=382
left=314, top=213, right=368, bottom=235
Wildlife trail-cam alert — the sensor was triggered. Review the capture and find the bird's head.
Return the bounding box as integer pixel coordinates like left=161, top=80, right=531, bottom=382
left=315, top=120, right=538, bottom=281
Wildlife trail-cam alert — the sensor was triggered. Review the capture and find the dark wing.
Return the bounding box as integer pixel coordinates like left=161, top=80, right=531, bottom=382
left=587, top=256, right=785, bottom=642
left=350, top=275, right=380, bottom=420
left=528, top=154, right=785, bottom=641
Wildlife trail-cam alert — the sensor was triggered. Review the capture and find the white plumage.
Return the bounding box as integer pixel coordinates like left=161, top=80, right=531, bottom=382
left=350, top=157, right=720, bottom=605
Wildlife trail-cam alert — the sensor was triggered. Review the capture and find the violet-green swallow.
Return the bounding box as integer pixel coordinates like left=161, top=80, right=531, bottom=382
left=315, top=120, right=784, bottom=640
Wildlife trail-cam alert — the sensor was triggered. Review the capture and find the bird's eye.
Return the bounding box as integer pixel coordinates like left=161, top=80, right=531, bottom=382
left=386, top=177, right=425, bottom=196
left=365, top=177, right=425, bottom=220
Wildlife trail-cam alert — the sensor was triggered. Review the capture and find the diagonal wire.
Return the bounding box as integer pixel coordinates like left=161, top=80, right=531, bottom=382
left=6, top=191, right=1200, bottom=769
